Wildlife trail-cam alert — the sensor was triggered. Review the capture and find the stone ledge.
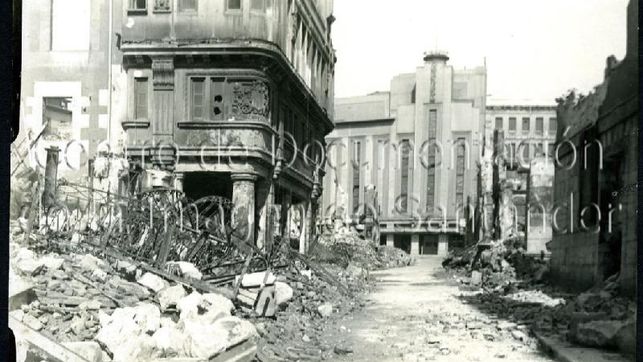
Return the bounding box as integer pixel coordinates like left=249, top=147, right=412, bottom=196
left=533, top=331, right=633, bottom=362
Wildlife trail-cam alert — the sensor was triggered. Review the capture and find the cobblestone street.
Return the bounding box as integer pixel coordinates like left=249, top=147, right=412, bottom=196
left=328, top=257, right=554, bottom=362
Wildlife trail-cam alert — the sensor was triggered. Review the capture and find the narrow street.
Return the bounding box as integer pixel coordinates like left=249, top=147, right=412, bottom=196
left=329, top=257, right=554, bottom=362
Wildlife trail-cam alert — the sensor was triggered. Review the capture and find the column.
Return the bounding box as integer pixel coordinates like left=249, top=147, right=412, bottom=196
left=437, top=234, right=449, bottom=256
left=231, top=173, right=257, bottom=246
left=256, top=178, right=275, bottom=252
left=386, top=233, right=394, bottom=247
left=173, top=172, right=185, bottom=192
left=299, top=201, right=310, bottom=254
left=411, top=234, right=420, bottom=255
left=279, top=189, right=292, bottom=245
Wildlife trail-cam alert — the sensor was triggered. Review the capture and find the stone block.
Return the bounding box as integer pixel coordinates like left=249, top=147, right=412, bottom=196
left=235, top=271, right=276, bottom=288
left=274, top=282, right=293, bottom=306
left=318, top=303, right=333, bottom=317
left=61, top=341, right=103, bottom=362
left=136, top=272, right=170, bottom=293
left=157, top=285, right=187, bottom=312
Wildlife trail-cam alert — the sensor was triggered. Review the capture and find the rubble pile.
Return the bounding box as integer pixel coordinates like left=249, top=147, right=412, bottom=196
left=442, top=238, right=548, bottom=289
left=254, top=259, right=371, bottom=361
left=445, top=240, right=635, bottom=358
left=8, top=163, right=418, bottom=362
left=253, top=226, right=416, bottom=360
left=9, top=241, right=259, bottom=362
left=563, top=275, right=636, bottom=354
left=375, top=245, right=415, bottom=269
left=315, top=227, right=415, bottom=270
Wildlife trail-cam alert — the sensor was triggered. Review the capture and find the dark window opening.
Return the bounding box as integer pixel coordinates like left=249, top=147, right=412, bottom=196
left=227, top=0, right=242, bottom=10
left=508, top=117, right=517, bottom=133
left=522, top=117, right=530, bottom=134
left=130, top=0, right=147, bottom=10
left=536, top=117, right=544, bottom=135
left=495, top=117, right=503, bottom=129
left=43, top=97, right=72, bottom=139
left=394, top=235, right=411, bottom=255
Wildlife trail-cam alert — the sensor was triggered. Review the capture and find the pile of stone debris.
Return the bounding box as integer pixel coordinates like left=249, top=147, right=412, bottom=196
left=315, top=227, right=415, bottom=270
left=9, top=241, right=258, bottom=362
left=9, top=220, right=413, bottom=362
left=253, top=260, right=372, bottom=360
left=253, top=228, right=410, bottom=360
left=442, top=238, right=549, bottom=290
left=443, top=240, right=635, bottom=359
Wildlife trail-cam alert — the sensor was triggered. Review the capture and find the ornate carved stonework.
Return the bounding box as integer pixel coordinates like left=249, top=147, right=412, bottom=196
left=152, top=57, right=174, bottom=90
left=231, top=82, right=269, bottom=120
left=154, top=0, right=170, bottom=12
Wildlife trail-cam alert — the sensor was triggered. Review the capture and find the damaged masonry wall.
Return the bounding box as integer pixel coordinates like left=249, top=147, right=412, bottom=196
left=550, top=0, right=638, bottom=297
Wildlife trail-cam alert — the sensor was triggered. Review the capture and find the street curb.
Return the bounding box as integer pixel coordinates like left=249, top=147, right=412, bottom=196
left=532, top=331, right=632, bottom=362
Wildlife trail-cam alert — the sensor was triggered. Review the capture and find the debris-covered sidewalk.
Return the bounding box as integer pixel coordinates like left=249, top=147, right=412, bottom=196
left=441, top=239, right=636, bottom=361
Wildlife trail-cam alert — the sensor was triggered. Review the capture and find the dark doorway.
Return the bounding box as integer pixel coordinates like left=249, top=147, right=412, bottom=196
left=183, top=172, right=232, bottom=201
left=420, top=234, right=438, bottom=255
left=394, top=234, right=411, bottom=254
left=598, top=155, right=623, bottom=281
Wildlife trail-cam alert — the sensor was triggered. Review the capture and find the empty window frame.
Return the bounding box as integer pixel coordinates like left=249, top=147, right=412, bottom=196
left=536, top=117, right=544, bottom=135
left=227, top=0, right=242, bottom=11
left=522, top=117, right=530, bottom=134
left=508, top=117, right=517, bottom=133
left=495, top=117, right=503, bottom=130
left=42, top=97, right=72, bottom=138
left=134, top=78, right=148, bottom=120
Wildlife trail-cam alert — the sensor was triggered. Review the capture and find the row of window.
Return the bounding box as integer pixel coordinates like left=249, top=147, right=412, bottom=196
left=504, top=142, right=555, bottom=162
left=494, top=116, right=556, bottom=135
left=129, top=0, right=269, bottom=13
left=291, top=9, right=329, bottom=101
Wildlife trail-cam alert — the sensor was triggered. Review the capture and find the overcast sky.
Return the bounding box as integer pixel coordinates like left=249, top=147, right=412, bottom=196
left=332, top=0, right=629, bottom=103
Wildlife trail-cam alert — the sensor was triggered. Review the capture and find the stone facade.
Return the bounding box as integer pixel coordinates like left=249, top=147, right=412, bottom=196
left=119, top=0, right=336, bottom=253
left=17, top=0, right=126, bottom=181
left=323, top=53, right=487, bottom=256
left=19, top=0, right=337, bottom=253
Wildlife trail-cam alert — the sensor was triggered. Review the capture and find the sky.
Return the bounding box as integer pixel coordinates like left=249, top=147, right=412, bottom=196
left=332, top=0, right=629, bottom=103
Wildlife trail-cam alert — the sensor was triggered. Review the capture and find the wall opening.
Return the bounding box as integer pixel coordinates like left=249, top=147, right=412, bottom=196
left=183, top=172, right=232, bottom=201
